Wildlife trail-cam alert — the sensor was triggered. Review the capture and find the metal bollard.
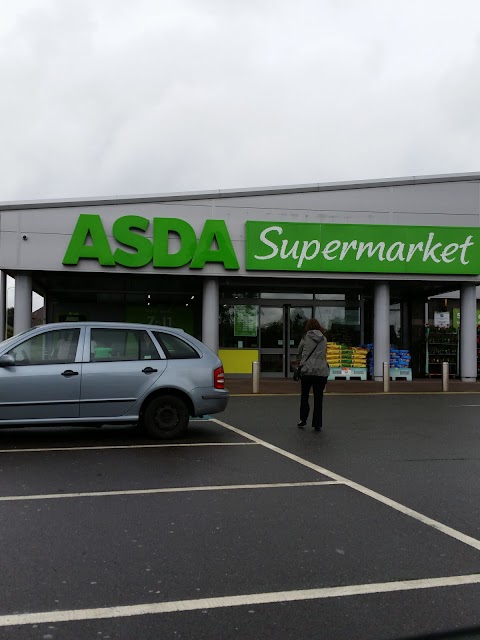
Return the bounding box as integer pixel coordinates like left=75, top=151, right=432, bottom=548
left=252, top=360, right=260, bottom=394
left=383, top=361, right=390, bottom=392
left=442, top=361, right=449, bottom=392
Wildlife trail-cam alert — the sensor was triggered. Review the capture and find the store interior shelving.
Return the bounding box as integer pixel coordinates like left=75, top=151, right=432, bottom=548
left=425, top=326, right=458, bottom=377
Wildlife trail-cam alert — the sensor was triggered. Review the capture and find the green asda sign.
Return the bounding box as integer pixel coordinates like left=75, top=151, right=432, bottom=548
left=63, top=215, right=480, bottom=275
left=246, top=222, right=480, bottom=274
left=63, top=215, right=239, bottom=269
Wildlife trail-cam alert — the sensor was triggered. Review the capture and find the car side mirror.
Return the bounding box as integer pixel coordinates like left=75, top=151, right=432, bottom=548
left=0, top=354, right=15, bottom=367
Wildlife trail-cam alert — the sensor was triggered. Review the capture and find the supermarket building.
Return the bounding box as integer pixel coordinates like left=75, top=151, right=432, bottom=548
left=1, top=171, right=480, bottom=381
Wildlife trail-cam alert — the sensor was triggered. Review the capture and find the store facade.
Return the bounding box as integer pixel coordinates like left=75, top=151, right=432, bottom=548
left=1, top=171, right=480, bottom=381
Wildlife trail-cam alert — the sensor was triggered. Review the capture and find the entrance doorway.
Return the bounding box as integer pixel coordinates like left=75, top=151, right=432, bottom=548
left=260, top=305, right=313, bottom=376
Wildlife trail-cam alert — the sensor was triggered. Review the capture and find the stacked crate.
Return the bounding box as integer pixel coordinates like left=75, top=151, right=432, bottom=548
left=351, top=346, right=369, bottom=368
left=390, top=348, right=411, bottom=368
left=366, top=344, right=412, bottom=380
left=390, top=348, right=412, bottom=380
left=366, top=344, right=374, bottom=378
left=326, top=342, right=342, bottom=367
left=327, top=343, right=368, bottom=380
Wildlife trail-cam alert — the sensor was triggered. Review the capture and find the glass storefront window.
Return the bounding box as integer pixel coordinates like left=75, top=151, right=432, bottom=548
left=52, top=290, right=201, bottom=338
left=290, top=307, right=313, bottom=346
left=260, top=307, right=284, bottom=348
left=390, top=303, right=401, bottom=347
left=261, top=292, right=313, bottom=300
left=219, top=304, right=259, bottom=348
left=260, top=353, right=283, bottom=373
left=315, top=306, right=360, bottom=345
left=220, top=287, right=259, bottom=299
left=314, top=293, right=347, bottom=300
left=126, top=304, right=197, bottom=335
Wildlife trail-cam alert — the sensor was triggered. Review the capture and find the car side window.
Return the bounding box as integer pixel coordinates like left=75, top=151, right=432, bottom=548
left=90, top=329, right=160, bottom=362
left=153, top=332, right=200, bottom=359
left=7, top=329, right=80, bottom=366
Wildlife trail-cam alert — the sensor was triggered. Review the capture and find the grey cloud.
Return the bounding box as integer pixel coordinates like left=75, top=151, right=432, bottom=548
left=1, top=0, right=480, bottom=201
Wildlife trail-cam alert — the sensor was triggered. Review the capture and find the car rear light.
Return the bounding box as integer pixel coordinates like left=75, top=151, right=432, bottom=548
left=214, top=366, right=225, bottom=389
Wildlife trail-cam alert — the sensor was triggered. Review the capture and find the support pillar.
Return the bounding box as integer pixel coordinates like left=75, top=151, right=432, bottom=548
left=460, top=282, right=477, bottom=382
left=0, top=271, right=6, bottom=341
left=13, top=273, right=32, bottom=335
left=373, top=282, right=390, bottom=381
left=202, top=277, right=219, bottom=355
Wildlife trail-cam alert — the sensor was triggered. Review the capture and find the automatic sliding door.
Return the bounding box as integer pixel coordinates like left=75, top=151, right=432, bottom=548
left=260, top=305, right=313, bottom=377
left=260, top=306, right=285, bottom=375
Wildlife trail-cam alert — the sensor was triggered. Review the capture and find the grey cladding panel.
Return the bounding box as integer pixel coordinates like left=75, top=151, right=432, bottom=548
left=393, top=213, right=479, bottom=227
left=215, top=207, right=393, bottom=241
left=220, top=187, right=390, bottom=213
left=61, top=260, right=194, bottom=276
left=19, top=202, right=214, bottom=235
left=0, top=212, right=19, bottom=232
left=391, top=182, right=480, bottom=215
left=0, top=231, right=18, bottom=265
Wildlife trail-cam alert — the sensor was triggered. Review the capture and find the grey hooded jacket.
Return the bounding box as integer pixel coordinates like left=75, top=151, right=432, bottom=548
left=298, top=329, right=330, bottom=377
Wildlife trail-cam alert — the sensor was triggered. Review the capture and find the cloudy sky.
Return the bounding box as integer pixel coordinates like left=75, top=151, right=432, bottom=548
left=1, top=0, right=480, bottom=205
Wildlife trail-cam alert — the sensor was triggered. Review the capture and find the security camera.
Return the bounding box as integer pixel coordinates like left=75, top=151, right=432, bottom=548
left=22, top=235, right=28, bottom=240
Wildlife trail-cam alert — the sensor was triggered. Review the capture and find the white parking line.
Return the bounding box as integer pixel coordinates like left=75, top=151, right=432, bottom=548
left=212, top=418, right=480, bottom=553
left=0, top=481, right=340, bottom=502
left=1, top=573, right=479, bottom=627
left=0, top=442, right=256, bottom=454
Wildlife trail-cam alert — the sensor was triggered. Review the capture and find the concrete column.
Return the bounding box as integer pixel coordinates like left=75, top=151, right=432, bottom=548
left=13, top=273, right=32, bottom=335
left=460, top=282, right=477, bottom=382
left=0, top=272, right=6, bottom=341
left=202, top=277, right=219, bottom=355
left=373, top=282, right=390, bottom=381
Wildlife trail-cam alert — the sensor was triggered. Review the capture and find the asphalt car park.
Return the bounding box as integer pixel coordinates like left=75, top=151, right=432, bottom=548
left=1, top=394, right=480, bottom=639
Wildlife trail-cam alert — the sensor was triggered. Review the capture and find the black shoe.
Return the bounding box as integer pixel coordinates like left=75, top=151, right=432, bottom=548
left=313, top=427, right=322, bottom=432
left=297, top=421, right=306, bottom=428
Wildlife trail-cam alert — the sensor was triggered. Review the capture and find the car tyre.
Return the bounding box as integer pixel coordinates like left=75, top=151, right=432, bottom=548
left=144, top=395, right=189, bottom=440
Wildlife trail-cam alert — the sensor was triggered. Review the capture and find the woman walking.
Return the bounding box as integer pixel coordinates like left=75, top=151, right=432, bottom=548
left=297, top=318, right=329, bottom=431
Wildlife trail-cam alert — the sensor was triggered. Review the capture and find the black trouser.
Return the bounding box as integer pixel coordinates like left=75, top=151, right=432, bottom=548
left=300, top=375, right=328, bottom=430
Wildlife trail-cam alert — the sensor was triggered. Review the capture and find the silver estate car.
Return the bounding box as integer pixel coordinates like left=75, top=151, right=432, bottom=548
left=0, top=322, right=229, bottom=439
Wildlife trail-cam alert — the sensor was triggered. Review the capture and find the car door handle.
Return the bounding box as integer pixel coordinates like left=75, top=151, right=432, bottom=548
left=142, top=367, right=158, bottom=374
left=61, top=370, right=79, bottom=377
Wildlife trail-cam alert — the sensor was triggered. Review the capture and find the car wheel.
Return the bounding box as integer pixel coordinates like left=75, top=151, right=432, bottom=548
left=144, top=395, right=189, bottom=440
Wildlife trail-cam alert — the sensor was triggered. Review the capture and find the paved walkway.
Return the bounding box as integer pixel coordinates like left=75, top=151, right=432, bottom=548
left=226, top=377, right=480, bottom=395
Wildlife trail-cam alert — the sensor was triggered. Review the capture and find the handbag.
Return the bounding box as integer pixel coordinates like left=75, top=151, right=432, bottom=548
left=293, top=365, right=302, bottom=382
left=293, top=342, right=320, bottom=381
